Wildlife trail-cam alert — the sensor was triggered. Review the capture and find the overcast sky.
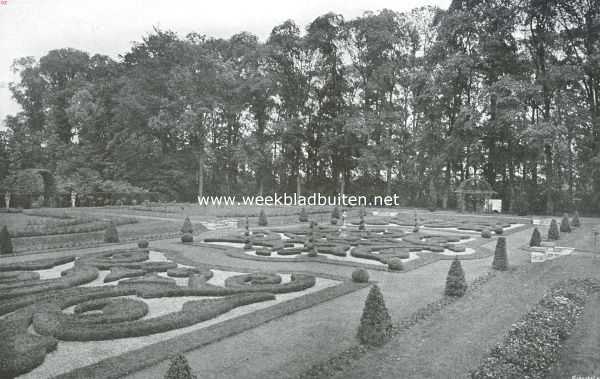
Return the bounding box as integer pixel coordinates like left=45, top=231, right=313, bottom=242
left=0, top=0, right=450, bottom=126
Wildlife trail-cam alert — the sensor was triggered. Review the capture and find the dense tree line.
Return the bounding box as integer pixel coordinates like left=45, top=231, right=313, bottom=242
left=1, top=0, right=599, bottom=213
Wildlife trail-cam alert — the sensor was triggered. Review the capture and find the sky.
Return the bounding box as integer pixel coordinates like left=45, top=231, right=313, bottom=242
left=0, top=0, right=450, bottom=126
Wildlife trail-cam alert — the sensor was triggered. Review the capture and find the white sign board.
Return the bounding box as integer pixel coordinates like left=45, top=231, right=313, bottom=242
left=485, top=199, right=502, bottom=213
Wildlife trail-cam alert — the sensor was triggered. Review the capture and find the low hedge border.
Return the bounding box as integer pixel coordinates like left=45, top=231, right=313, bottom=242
left=297, top=270, right=497, bottom=379
left=191, top=242, right=494, bottom=273
left=33, top=293, right=275, bottom=341
left=471, top=278, right=598, bottom=379
left=2, top=231, right=187, bottom=258
left=54, top=279, right=368, bottom=379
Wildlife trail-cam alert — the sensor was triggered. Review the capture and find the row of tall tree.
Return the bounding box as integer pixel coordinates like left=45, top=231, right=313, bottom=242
left=2, top=0, right=599, bottom=213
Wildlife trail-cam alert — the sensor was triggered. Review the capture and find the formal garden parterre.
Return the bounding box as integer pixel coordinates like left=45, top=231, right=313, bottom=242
left=0, top=244, right=366, bottom=378
left=197, top=212, right=528, bottom=271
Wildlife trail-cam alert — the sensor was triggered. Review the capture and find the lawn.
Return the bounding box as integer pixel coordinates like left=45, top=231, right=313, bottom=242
left=1, top=206, right=596, bottom=379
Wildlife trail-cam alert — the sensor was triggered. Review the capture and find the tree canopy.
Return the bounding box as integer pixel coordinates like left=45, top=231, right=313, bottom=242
left=3, top=1, right=599, bottom=213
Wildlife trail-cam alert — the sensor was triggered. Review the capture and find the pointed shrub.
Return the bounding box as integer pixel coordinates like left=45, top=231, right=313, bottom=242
left=492, top=237, right=508, bottom=271
left=165, top=354, right=196, bottom=379
left=258, top=209, right=268, bottom=226
left=331, top=206, right=340, bottom=224
left=358, top=213, right=366, bottom=231
left=445, top=257, right=467, bottom=297
left=548, top=219, right=560, bottom=240
left=181, top=217, right=193, bottom=234
left=0, top=225, right=13, bottom=255
left=529, top=227, right=541, bottom=247
left=560, top=213, right=571, bottom=233
left=357, top=285, right=392, bottom=346
left=244, top=216, right=250, bottom=236
left=104, top=222, right=119, bottom=243
left=299, top=207, right=308, bottom=222
left=571, top=211, right=580, bottom=227
left=243, top=235, right=252, bottom=250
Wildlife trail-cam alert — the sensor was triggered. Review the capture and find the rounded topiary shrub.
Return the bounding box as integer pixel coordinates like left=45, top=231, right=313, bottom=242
left=548, top=219, right=560, bottom=240
left=357, top=285, right=392, bottom=346
left=571, top=211, right=581, bottom=227
left=258, top=209, right=268, bottom=226
left=181, top=233, right=194, bottom=243
left=137, top=240, right=149, bottom=249
left=445, top=257, right=467, bottom=297
left=299, top=208, right=308, bottom=222
left=0, top=225, right=13, bottom=255
left=352, top=269, right=369, bottom=283
left=387, top=258, right=403, bottom=271
left=104, top=222, right=119, bottom=243
left=494, top=226, right=503, bottom=235
left=481, top=229, right=492, bottom=239
left=181, top=217, right=193, bottom=234
left=560, top=213, right=571, bottom=233
left=165, top=354, right=196, bottom=379
left=529, top=227, right=541, bottom=247
left=492, top=237, right=508, bottom=271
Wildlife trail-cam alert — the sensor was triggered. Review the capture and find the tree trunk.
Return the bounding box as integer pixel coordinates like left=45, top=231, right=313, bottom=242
left=197, top=152, right=204, bottom=203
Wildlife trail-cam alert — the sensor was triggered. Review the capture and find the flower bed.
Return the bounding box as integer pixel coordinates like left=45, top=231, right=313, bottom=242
left=471, top=279, right=597, bottom=379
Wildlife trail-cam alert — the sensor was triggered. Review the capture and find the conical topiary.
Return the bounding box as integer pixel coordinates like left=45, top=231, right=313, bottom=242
left=299, top=207, right=308, bottom=222
left=244, top=216, right=250, bottom=236
left=529, top=227, right=541, bottom=247
left=445, top=257, right=467, bottom=297
left=357, top=285, right=392, bottom=346
left=548, top=219, right=560, bottom=240
left=571, top=211, right=580, bottom=227
left=331, top=206, right=340, bottom=224
left=181, top=217, right=193, bottom=234
left=358, top=213, right=366, bottom=231
left=258, top=209, right=268, bottom=226
left=492, top=237, right=508, bottom=271
left=164, top=354, right=196, bottom=379
left=560, top=213, right=571, bottom=233
left=104, top=221, right=119, bottom=243
left=0, top=226, right=13, bottom=255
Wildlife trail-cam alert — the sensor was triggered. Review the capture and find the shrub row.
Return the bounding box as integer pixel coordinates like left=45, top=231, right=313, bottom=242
left=33, top=293, right=275, bottom=341
left=471, top=279, right=595, bottom=379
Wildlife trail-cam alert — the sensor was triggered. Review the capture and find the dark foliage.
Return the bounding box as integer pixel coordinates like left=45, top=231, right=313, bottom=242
left=104, top=222, right=119, bottom=243
left=529, top=227, right=541, bottom=247
left=560, top=213, right=571, bottom=233
left=258, top=210, right=268, bottom=226
left=445, top=257, right=467, bottom=297
left=548, top=219, right=560, bottom=240
left=165, top=354, right=197, bottom=379
left=0, top=225, right=13, bottom=255
left=181, top=217, right=193, bottom=234
left=351, top=269, right=369, bottom=283
left=492, top=237, right=508, bottom=271
left=357, top=285, right=392, bottom=346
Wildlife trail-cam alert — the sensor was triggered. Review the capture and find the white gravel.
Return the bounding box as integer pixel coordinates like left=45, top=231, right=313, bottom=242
left=18, top=252, right=337, bottom=379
